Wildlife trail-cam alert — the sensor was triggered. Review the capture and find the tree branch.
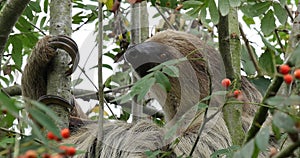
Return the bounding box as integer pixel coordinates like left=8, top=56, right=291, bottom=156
left=0, top=0, right=31, bottom=71
left=239, top=24, right=263, bottom=76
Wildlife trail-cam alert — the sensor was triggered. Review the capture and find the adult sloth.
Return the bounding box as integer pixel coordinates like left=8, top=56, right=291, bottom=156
left=22, top=31, right=261, bottom=157
left=66, top=30, right=261, bottom=157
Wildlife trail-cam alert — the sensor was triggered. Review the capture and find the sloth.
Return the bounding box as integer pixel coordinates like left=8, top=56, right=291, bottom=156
left=21, top=30, right=262, bottom=157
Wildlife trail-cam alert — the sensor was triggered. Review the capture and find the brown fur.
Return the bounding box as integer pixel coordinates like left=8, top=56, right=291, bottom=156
left=22, top=31, right=262, bottom=157
left=66, top=30, right=262, bottom=157
left=22, top=36, right=56, bottom=100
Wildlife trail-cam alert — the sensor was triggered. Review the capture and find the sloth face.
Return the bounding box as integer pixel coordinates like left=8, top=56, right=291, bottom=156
left=124, top=41, right=175, bottom=77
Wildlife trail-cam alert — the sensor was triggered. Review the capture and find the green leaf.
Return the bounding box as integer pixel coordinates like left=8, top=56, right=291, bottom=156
left=200, top=7, right=208, bottom=26
left=219, top=0, right=230, bottom=16
left=197, top=102, right=208, bottom=110
left=261, top=10, right=276, bottom=36
left=265, top=96, right=286, bottom=107
left=0, top=137, right=14, bottom=148
left=280, top=0, right=287, bottom=6
left=229, top=0, right=241, bottom=7
left=44, top=0, right=48, bottom=13
left=136, top=78, right=156, bottom=102
left=273, top=112, right=296, bottom=133
left=288, top=43, right=300, bottom=67
left=71, top=78, right=83, bottom=87
left=29, top=1, right=41, bottom=13
left=272, top=123, right=282, bottom=140
left=162, top=66, right=179, bottom=77
left=15, top=16, right=33, bottom=32
left=104, top=52, right=115, bottom=59
left=182, top=1, right=203, bottom=9
left=255, top=128, right=270, bottom=151
left=257, top=31, right=277, bottom=53
left=241, top=2, right=271, bottom=17
left=241, top=45, right=256, bottom=76
left=211, top=145, right=240, bottom=158
left=266, top=95, right=300, bottom=108
left=23, top=7, right=34, bottom=21
left=30, top=101, right=63, bottom=130
left=103, top=64, right=113, bottom=70
left=285, top=95, right=300, bottom=105
left=28, top=108, right=60, bottom=137
left=273, top=2, right=288, bottom=24
left=258, top=50, right=275, bottom=76
left=0, top=92, right=19, bottom=116
left=154, top=71, right=171, bottom=92
left=240, top=139, right=254, bottom=158
left=209, top=0, right=219, bottom=25
left=145, top=150, right=162, bottom=158
left=111, top=71, right=131, bottom=86
left=242, top=15, right=255, bottom=27
left=11, top=36, right=23, bottom=69
left=40, top=16, right=47, bottom=28
left=0, top=113, right=15, bottom=128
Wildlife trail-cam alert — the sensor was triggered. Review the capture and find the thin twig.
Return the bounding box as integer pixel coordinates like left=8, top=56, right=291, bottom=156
left=28, top=21, right=46, bottom=36
left=239, top=23, right=262, bottom=76
left=73, top=11, right=97, bottom=32
left=154, top=5, right=176, bottom=30
left=104, top=83, right=134, bottom=94
left=189, top=107, right=222, bottom=156
left=274, top=141, right=300, bottom=158
left=285, top=5, right=294, bottom=23
left=275, top=29, right=285, bottom=54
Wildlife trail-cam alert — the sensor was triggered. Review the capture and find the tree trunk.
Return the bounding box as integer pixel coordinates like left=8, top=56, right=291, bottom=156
left=47, top=0, right=73, bottom=129
left=0, top=0, right=30, bottom=71
left=218, top=8, right=244, bottom=145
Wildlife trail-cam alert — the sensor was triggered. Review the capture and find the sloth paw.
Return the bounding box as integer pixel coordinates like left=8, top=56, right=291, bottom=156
left=48, top=35, right=80, bottom=76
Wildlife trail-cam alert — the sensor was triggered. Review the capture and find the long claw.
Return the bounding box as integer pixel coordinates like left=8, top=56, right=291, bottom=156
left=49, top=35, right=80, bottom=76
left=38, top=95, right=74, bottom=111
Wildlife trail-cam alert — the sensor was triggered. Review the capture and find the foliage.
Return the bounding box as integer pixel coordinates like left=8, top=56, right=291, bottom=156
left=1, top=0, right=300, bottom=157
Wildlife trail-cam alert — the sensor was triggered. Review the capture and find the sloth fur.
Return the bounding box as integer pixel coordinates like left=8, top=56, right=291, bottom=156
left=22, top=30, right=262, bottom=157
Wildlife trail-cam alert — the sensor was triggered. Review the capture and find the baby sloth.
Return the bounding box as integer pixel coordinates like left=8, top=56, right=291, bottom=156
left=22, top=31, right=262, bottom=157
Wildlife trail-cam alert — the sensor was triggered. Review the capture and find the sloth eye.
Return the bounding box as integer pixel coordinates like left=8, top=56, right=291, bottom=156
left=160, top=53, right=167, bottom=59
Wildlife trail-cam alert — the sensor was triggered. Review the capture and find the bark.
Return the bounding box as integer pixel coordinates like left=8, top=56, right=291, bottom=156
left=218, top=8, right=244, bottom=145
left=47, top=0, right=73, bottom=129
left=0, top=0, right=30, bottom=71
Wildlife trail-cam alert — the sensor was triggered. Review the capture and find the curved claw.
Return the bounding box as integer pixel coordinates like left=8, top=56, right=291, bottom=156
left=49, top=35, right=80, bottom=76
left=38, top=95, right=74, bottom=111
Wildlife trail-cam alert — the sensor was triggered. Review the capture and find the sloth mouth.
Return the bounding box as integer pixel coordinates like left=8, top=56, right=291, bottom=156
left=135, top=62, right=159, bottom=77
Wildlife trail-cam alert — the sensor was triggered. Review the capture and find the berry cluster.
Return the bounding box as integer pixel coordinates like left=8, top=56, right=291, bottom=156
left=221, top=78, right=242, bottom=99
left=279, top=64, right=300, bottom=84
left=18, top=128, right=76, bottom=158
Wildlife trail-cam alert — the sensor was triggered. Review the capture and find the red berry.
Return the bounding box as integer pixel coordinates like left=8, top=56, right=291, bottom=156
left=294, top=69, right=300, bottom=79
left=60, top=128, right=70, bottom=139
left=233, top=90, right=241, bottom=98
left=221, top=78, right=231, bottom=88
left=279, top=64, right=291, bottom=75
left=42, top=153, right=51, bottom=158
left=47, top=131, right=55, bottom=140
left=59, top=145, right=68, bottom=155
left=284, top=74, right=293, bottom=84
left=24, top=150, right=37, bottom=158
left=66, top=147, right=76, bottom=156
left=2, top=109, right=7, bottom=114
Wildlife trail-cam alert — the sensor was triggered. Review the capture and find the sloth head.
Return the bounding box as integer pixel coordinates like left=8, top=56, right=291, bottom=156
left=124, top=30, right=226, bottom=128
